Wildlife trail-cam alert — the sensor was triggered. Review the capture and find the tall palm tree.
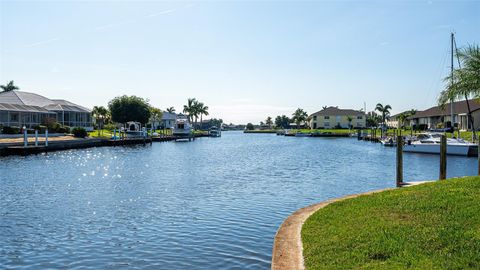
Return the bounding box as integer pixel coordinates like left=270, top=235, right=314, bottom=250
left=166, top=107, right=176, bottom=113
left=292, top=108, right=308, bottom=129
left=346, top=116, right=353, bottom=130
left=265, top=116, right=273, bottom=129
left=92, top=106, right=108, bottom=135
left=198, top=102, right=209, bottom=129
left=0, top=80, right=19, bottom=92
left=183, top=98, right=197, bottom=124
left=438, top=44, right=480, bottom=138
left=150, top=107, right=163, bottom=131
left=375, top=103, right=392, bottom=125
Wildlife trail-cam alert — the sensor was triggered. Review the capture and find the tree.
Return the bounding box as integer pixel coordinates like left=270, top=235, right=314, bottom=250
left=150, top=107, right=163, bottom=131
left=92, top=106, right=109, bottom=134
left=292, top=108, right=308, bottom=129
left=346, top=116, right=353, bottom=130
left=265, top=116, right=273, bottom=128
left=198, top=102, right=209, bottom=129
left=438, top=44, right=479, bottom=138
left=183, top=98, right=197, bottom=125
left=108, top=95, right=151, bottom=124
left=275, top=115, right=291, bottom=129
left=375, top=103, right=392, bottom=125
left=166, top=107, right=176, bottom=113
left=246, top=123, right=254, bottom=130
left=0, top=80, right=19, bottom=92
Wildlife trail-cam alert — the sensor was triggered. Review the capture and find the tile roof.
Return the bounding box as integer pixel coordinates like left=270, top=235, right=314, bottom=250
left=0, top=91, right=90, bottom=113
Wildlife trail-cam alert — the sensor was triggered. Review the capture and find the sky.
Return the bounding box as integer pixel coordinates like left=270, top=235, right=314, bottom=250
left=0, top=1, right=479, bottom=124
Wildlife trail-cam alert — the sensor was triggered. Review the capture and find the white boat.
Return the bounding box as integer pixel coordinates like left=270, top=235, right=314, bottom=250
left=295, top=132, right=311, bottom=137
left=209, top=126, right=221, bottom=137
left=381, top=137, right=396, bottom=147
left=403, top=133, right=477, bottom=156
left=173, top=118, right=193, bottom=141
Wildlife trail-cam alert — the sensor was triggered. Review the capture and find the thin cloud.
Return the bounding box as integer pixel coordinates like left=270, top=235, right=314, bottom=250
left=25, top=37, right=60, bottom=47
left=146, top=9, right=176, bottom=18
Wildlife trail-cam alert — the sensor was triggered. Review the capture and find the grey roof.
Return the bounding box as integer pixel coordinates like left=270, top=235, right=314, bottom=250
left=161, top=111, right=177, bottom=120
left=0, top=91, right=91, bottom=113
left=409, top=99, right=480, bottom=119
left=0, top=103, right=56, bottom=113
left=310, top=106, right=365, bottom=117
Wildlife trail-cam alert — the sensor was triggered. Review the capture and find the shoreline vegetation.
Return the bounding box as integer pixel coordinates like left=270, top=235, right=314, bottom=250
left=301, top=176, right=480, bottom=269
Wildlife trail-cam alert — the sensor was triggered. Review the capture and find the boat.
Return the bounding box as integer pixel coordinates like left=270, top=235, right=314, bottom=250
left=173, top=117, right=193, bottom=141
left=381, top=137, right=396, bottom=147
left=209, top=126, right=221, bottom=137
left=295, top=132, right=311, bottom=137
left=403, top=133, right=477, bottom=156
left=124, top=121, right=146, bottom=138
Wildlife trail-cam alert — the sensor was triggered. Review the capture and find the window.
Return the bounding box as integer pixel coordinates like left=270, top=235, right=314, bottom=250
left=10, top=113, right=18, bottom=122
left=313, top=123, right=317, bottom=129
left=324, top=122, right=330, bottom=127
left=324, top=116, right=330, bottom=120
left=357, top=116, right=363, bottom=119
left=313, top=116, right=317, bottom=121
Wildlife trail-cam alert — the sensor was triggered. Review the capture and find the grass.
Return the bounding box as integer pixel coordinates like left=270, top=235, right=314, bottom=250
left=88, top=129, right=113, bottom=138
left=302, top=176, right=480, bottom=270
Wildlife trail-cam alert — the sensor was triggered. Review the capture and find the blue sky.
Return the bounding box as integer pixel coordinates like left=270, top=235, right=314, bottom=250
left=0, top=1, right=479, bottom=124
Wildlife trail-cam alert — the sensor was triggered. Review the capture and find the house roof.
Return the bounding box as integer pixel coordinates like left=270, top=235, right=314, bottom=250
left=0, top=103, right=56, bottom=113
left=0, top=91, right=90, bottom=113
left=410, top=99, right=480, bottom=119
left=310, top=106, right=365, bottom=117
left=161, top=112, right=177, bottom=120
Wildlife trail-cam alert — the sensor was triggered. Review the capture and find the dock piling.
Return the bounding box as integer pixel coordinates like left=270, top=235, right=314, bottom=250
left=440, top=135, right=447, bottom=180
left=396, top=135, right=403, bottom=187
left=23, top=127, right=28, bottom=147
left=45, top=129, right=49, bottom=147
left=35, top=130, right=38, bottom=146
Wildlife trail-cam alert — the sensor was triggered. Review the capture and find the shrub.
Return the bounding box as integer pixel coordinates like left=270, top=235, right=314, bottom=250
left=72, top=127, right=87, bottom=138
left=104, top=123, right=116, bottom=131
left=246, top=123, right=254, bottom=130
left=2, top=126, right=20, bottom=134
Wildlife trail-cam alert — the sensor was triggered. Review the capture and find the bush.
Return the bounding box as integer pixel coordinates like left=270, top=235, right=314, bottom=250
left=104, top=123, right=116, bottom=131
left=2, top=126, right=20, bottom=134
left=246, top=123, right=254, bottom=130
left=72, top=127, right=87, bottom=138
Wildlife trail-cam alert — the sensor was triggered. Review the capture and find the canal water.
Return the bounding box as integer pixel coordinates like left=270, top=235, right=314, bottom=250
left=0, top=131, right=476, bottom=269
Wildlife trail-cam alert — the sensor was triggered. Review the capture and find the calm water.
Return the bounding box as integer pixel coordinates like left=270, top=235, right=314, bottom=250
left=0, top=131, right=476, bottom=269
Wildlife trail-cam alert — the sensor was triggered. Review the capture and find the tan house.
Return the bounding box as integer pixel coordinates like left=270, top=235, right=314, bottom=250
left=309, top=107, right=366, bottom=129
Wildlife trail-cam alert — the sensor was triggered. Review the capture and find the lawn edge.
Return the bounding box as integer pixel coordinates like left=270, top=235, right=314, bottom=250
left=271, top=188, right=394, bottom=270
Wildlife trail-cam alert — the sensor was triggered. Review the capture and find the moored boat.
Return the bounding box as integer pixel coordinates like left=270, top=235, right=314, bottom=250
left=209, top=126, right=221, bottom=137
left=403, top=133, right=477, bottom=156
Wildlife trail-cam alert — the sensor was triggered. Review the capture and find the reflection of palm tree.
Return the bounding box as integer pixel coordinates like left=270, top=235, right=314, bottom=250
left=0, top=80, right=19, bottom=92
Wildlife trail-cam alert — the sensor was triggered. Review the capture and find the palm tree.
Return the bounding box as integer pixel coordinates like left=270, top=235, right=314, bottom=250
left=150, top=107, right=163, bottom=132
left=375, top=103, right=392, bottom=125
left=438, top=44, right=480, bottom=139
left=92, top=106, right=108, bottom=135
left=265, top=116, right=273, bottom=129
left=346, top=116, right=353, bottom=130
left=397, top=112, right=409, bottom=129
left=0, top=80, right=19, bottom=92
left=183, top=98, right=197, bottom=124
left=292, top=108, right=308, bottom=129
left=166, top=107, right=176, bottom=113
left=198, top=102, right=209, bottom=130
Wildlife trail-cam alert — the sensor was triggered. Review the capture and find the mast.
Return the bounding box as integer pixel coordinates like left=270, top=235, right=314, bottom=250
left=450, top=32, right=454, bottom=129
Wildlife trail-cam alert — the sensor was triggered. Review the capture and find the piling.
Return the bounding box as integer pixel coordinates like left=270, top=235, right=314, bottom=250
left=396, top=135, right=403, bottom=187
left=35, top=130, right=38, bottom=146
left=440, top=135, right=447, bottom=180
left=45, top=129, right=49, bottom=147
left=478, top=139, right=480, bottom=175
left=23, top=128, right=28, bottom=147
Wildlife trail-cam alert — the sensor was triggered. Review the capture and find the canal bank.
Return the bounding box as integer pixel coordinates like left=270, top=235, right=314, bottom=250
left=273, top=176, right=480, bottom=270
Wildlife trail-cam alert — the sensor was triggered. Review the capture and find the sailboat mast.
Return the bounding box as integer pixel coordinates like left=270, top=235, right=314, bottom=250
left=450, top=32, right=454, bottom=129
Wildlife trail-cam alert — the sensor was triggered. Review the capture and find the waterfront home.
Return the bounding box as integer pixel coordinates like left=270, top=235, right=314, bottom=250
left=309, top=107, right=366, bottom=129
left=0, top=91, right=93, bottom=130
left=408, top=99, right=480, bottom=130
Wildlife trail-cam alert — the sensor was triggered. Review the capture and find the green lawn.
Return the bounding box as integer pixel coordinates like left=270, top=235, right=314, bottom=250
left=302, top=176, right=480, bottom=270
left=88, top=129, right=113, bottom=138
